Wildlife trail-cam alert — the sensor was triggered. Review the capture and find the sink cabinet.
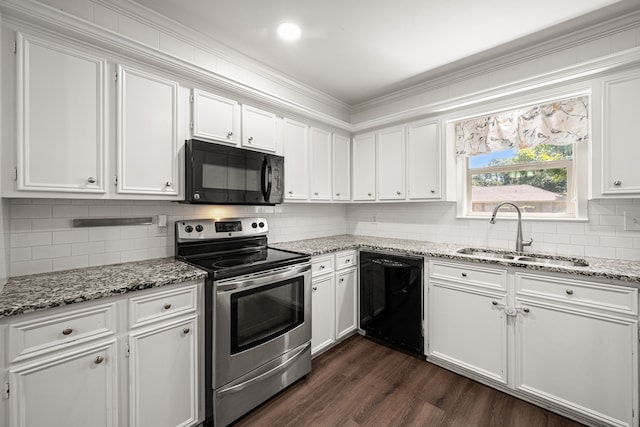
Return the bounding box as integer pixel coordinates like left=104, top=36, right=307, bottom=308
left=427, top=260, right=639, bottom=427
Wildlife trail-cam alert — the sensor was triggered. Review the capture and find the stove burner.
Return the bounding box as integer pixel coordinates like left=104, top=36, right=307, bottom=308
left=212, top=259, right=251, bottom=268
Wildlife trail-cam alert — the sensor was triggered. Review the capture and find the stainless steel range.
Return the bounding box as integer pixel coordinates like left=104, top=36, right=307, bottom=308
left=175, top=218, right=311, bottom=427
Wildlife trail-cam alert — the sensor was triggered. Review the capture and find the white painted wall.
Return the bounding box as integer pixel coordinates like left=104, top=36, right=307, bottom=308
left=347, top=200, right=640, bottom=261
left=7, top=199, right=347, bottom=276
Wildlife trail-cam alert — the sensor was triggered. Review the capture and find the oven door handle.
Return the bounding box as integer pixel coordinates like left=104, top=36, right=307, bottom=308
left=216, top=342, right=310, bottom=397
left=216, top=262, right=311, bottom=293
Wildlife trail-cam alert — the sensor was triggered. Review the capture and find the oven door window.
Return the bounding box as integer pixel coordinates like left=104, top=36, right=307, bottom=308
left=230, top=277, right=304, bottom=354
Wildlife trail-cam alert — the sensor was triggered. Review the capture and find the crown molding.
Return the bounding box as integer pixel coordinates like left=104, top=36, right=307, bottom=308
left=0, top=0, right=352, bottom=130
left=351, top=46, right=640, bottom=133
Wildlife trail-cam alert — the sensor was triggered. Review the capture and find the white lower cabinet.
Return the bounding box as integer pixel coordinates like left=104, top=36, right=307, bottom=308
left=311, top=250, right=358, bottom=356
left=129, top=316, right=198, bottom=427
left=427, top=260, right=639, bottom=427
left=2, top=280, right=202, bottom=427
left=9, top=340, right=118, bottom=427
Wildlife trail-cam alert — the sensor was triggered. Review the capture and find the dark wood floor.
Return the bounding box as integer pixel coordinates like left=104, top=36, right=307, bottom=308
left=232, top=335, right=585, bottom=427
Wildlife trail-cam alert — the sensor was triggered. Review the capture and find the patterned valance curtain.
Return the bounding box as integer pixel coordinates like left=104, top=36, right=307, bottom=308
left=455, top=96, right=589, bottom=157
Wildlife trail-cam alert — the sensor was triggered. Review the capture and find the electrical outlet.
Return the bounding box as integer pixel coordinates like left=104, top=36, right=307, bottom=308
left=623, top=211, right=640, bottom=231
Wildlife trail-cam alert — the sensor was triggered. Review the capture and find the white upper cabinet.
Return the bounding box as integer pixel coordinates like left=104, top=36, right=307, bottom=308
left=376, top=126, right=406, bottom=200
left=407, top=120, right=440, bottom=199
left=16, top=33, right=106, bottom=194
left=599, top=71, right=640, bottom=196
left=309, top=127, right=332, bottom=201
left=116, top=65, right=179, bottom=197
left=352, top=133, right=376, bottom=201
left=332, top=134, right=351, bottom=201
left=241, top=105, right=280, bottom=153
left=283, top=118, right=309, bottom=200
left=191, top=89, right=240, bottom=145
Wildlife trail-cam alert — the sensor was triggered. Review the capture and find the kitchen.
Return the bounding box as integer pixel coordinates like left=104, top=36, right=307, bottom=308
left=1, top=0, right=640, bottom=426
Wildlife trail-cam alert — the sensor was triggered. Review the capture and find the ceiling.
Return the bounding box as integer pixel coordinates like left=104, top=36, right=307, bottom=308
left=132, top=0, right=639, bottom=106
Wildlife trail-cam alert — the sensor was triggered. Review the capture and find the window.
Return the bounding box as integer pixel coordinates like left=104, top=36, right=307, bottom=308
left=467, top=144, right=574, bottom=216
left=454, top=95, right=588, bottom=219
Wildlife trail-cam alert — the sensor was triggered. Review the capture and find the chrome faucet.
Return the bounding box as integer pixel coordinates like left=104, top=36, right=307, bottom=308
left=489, top=202, right=533, bottom=252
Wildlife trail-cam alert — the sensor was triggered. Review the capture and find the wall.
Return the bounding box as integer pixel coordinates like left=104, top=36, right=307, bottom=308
left=7, top=199, right=347, bottom=276
left=347, top=200, right=640, bottom=261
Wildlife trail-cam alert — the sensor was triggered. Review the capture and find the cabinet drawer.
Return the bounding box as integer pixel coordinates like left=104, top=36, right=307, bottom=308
left=515, top=273, right=638, bottom=315
left=312, top=256, right=334, bottom=277
left=9, top=303, right=116, bottom=362
left=429, top=261, right=507, bottom=290
left=335, top=251, right=357, bottom=270
left=129, top=284, right=197, bottom=328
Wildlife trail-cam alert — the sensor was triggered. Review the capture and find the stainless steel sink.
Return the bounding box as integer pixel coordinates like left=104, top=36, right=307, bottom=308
left=456, top=248, right=589, bottom=267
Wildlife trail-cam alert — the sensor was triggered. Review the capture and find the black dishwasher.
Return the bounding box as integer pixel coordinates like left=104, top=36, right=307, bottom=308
left=359, top=251, right=423, bottom=356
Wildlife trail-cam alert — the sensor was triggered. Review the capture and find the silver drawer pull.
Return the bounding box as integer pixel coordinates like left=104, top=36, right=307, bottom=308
left=461, top=273, right=467, bottom=277
left=523, top=308, right=530, bottom=313
left=94, top=355, right=105, bottom=364
left=183, top=327, right=190, bottom=334
left=87, top=177, right=96, bottom=184
left=566, top=289, right=574, bottom=295
left=163, top=303, right=172, bottom=310
left=62, top=328, right=73, bottom=336
left=614, top=180, right=622, bottom=186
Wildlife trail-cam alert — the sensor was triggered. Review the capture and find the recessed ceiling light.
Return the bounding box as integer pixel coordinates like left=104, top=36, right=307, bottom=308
left=277, top=22, right=302, bottom=41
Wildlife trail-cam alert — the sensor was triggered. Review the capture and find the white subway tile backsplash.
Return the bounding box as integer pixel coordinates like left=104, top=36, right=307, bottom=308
left=53, top=255, right=89, bottom=271
left=52, top=205, right=89, bottom=218
left=31, top=218, right=72, bottom=231
left=10, top=219, right=31, bottom=232
left=11, top=204, right=52, bottom=219
left=10, top=248, right=31, bottom=262
left=89, top=252, right=121, bottom=267
left=10, top=259, right=52, bottom=276
left=32, top=244, right=71, bottom=260
left=52, top=229, right=89, bottom=245
left=71, top=242, right=106, bottom=256
left=600, top=236, right=634, bottom=248
left=11, top=232, right=52, bottom=248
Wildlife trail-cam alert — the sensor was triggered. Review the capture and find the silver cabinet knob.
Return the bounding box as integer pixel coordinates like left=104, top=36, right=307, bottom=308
left=430, top=190, right=436, bottom=194
left=165, top=181, right=172, bottom=187
left=461, top=273, right=467, bottom=277
left=319, top=265, right=325, bottom=269
left=340, top=278, right=344, bottom=283
left=566, top=289, right=574, bottom=295
left=183, top=327, right=190, bottom=334
left=336, top=192, right=340, bottom=196
left=62, top=328, right=73, bottom=336
left=614, top=180, right=622, bottom=186
left=193, top=194, right=201, bottom=200
left=367, top=193, right=372, bottom=196
left=314, top=192, right=319, bottom=196
left=163, top=303, right=172, bottom=310
left=288, top=190, right=293, bottom=194
left=312, top=286, right=317, bottom=291
left=87, top=177, right=96, bottom=184
left=227, top=131, right=233, bottom=138
left=94, top=355, right=105, bottom=364
left=248, top=136, right=253, bottom=142
left=396, top=191, right=401, bottom=195
left=523, top=308, right=530, bottom=313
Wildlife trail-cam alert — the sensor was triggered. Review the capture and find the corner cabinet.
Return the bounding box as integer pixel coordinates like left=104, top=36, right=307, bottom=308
left=311, top=250, right=358, bottom=356
left=427, top=260, right=639, bottom=427
left=15, top=32, right=106, bottom=194
left=116, top=65, right=180, bottom=197
left=599, top=71, right=640, bottom=196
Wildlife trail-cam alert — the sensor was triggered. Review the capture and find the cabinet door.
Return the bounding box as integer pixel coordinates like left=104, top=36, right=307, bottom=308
left=241, top=105, right=279, bottom=152
left=332, top=134, right=351, bottom=201
left=377, top=126, right=406, bottom=200
left=283, top=119, right=309, bottom=200
left=352, top=133, right=376, bottom=201
left=191, top=89, right=240, bottom=145
left=117, top=65, right=179, bottom=196
left=129, top=316, right=198, bottom=427
left=601, top=74, right=640, bottom=194
left=9, top=341, right=118, bottom=427
left=335, top=268, right=357, bottom=340
left=407, top=120, right=440, bottom=199
left=428, top=281, right=507, bottom=384
left=515, top=301, right=637, bottom=426
left=311, top=275, right=335, bottom=356
left=309, top=127, right=332, bottom=200
left=17, top=33, right=105, bottom=193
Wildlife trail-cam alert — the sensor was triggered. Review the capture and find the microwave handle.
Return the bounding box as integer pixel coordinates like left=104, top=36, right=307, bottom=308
left=261, top=155, right=272, bottom=201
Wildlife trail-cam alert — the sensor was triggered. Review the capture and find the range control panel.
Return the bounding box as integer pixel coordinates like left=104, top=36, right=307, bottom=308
left=175, top=217, right=268, bottom=241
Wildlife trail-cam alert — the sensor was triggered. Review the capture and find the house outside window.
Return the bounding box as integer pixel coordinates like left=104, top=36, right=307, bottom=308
left=455, top=95, right=588, bottom=219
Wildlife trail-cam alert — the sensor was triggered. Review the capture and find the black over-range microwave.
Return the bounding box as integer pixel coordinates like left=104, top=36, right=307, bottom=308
left=184, top=139, right=284, bottom=205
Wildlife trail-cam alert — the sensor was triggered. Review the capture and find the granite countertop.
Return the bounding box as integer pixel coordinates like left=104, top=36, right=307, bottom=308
left=271, top=235, right=640, bottom=286
left=0, top=258, right=207, bottom=318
